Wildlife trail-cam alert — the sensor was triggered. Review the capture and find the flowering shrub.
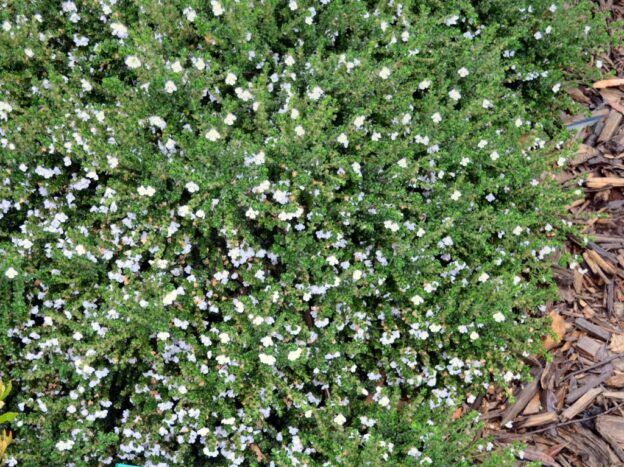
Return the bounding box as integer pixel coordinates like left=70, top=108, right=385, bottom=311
left=0, top=0, right=607, bottom=465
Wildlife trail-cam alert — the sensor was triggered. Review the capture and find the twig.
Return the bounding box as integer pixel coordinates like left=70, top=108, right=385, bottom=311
left=519, top=401, right=624, bottom=436
left=562, top=354, right=623, bottom=381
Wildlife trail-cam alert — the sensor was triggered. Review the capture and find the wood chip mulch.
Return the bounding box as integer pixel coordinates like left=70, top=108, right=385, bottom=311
left=474, top=4, right=624, bottom=466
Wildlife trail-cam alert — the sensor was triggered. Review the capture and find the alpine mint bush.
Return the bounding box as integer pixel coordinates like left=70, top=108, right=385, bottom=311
left=0, top=0, right=607, bottom=465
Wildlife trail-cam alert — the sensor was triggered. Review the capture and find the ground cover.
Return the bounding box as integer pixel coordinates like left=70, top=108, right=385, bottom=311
left=0, top=1, right=610, bottom=465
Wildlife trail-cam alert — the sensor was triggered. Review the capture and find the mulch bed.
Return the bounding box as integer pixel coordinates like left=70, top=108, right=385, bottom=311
left=473, top=3, right=624, bottom=466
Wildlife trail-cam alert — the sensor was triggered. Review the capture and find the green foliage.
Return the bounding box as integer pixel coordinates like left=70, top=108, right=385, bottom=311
left=0, top=0, right=608, bottom=465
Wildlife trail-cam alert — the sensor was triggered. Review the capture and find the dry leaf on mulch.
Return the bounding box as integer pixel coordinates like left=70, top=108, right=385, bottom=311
left=609, top=335, right=624, bottom=353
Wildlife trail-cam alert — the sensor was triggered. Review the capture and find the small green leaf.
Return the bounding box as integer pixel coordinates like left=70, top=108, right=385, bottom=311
left=0, top=381, right=12, bottom=402
left=0, top=412, right=17, bottom=424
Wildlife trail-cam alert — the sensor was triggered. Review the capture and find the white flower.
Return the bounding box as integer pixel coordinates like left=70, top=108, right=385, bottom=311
left=384, top=220, right=400, bottom=232
left=157, top=332, right=170, bottom=340
left=137, top=186, right=156, bottom=197
left=253, top=180, right=271, bottom=193
left=411, top=295, right=424, bottom=305
left=205, top=128, right=221, bottom=142
left=170, top=60, right=183, bottom=73
left=56, top=440, right=74, bottom=451
left=450, top=190, right=461, bottom=201
left=164, top=80, right=177, bottom=93
left=5, top=267, right=18, bottom=279
left=534, top=31, right=542, bottom=40
left=183, top=7, right=197, bottom=22
left=457, top=67, right=469, bottom=77
left=352, top=270, right=363, bottom=281
left=378, top=396, right=390, bottom=407
left=470, top=331, right=480, bottom=341
left=478, top=272, right=490, bottom=283
left=431, top=112, right=442, bottom=123
left=490, top=151, right=500, bottom=161
left=448, top=89, right=461, bottom=101
left=194, top=58, right=206, bottom=70
left=125, top=55, right=141, bottom=69
left=327, top=255, right=339, bottom=266
left=460, top=157, right=470, bottom=166
left=552, top=83, right=561, bottom=93
left=211, top=0, right=224, bottom=16
left=259, top=353, right=276, bottom=365
left=224, top=113, right=237, bottom=125
left=482, top=99, right=493, bottom=109
left=429, top=323, right=442, bottom=333
left=493, top=312, right=506, bottom=323
left=418, top=79, right=431, bottom=90
left=110, top=22, right=128, bottom=39
left=337, top=133, right=349, bottom=148
left=148, top=116, right=166, bottom=129
left=273, top=190, right=289, bottom=204
left=288, top=348, right=303, bottom=361
left=221, top=417, right=235, bottom=425
left=162, top=289, right=179, bottom=305
left=416, top=228, right=426, bottom=237
left=290, top=108, right=300, bottom=120
left=246, top=208, right=259, bottom=219
left=24, top=48, right=34, bottom=58
left=289, top=0, right=298, bottom=10
left=445, top=15, right=459, bottom=26
left=0, top=101, right=13, bottom=120
left=295, top=125, right=306, bottom=137
left=308, top=85, right=324, bottom=100
left=225, top=72, right=237, bottom=85
left=333, top=414, right=346, bottom=426
left=186, top=182, right=199, bottom=193
left=285, top=55, right=295, bottom=66
left=219, top=332, right=230, bottom=344
left=513, top=226, right=523, bottom=236
left=216, top=355, right=230, bottom=365
left=397, top=158, right=408, bottom=168
left=378, top=67, right=391, bottom=80
left=354, top=115, right=366, bottom=128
